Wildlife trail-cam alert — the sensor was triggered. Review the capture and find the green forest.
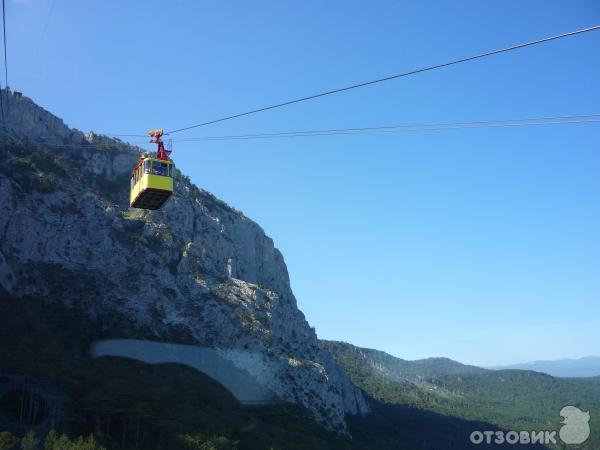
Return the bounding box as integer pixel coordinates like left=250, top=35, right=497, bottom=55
left=320, top=340, right=600, bottom=450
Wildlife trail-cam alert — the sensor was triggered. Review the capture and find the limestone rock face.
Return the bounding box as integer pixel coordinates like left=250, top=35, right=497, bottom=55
left=0, top=91, right=369, bottom=431
left=2, top=91, right=85, bottom=145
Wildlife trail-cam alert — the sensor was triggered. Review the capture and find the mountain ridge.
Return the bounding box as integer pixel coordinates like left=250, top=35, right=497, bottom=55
left=489, top=356, right=600, bottom=378
left=0, top=90, right=369, bottom=433
left=320, top=339, right=600, bottom=449
left=320, top=340, right=485, bottom=382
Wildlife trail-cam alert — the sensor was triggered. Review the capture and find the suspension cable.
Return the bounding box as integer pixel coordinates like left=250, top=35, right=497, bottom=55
left=82, top=114, right=600, bottom=147
left=0, top=0, right=6, bottom=125
left=164, top=114, right=600, bottom=142
left=2, top=0, right=7, bottom=91
left=164, top=26, right=600, bottom=135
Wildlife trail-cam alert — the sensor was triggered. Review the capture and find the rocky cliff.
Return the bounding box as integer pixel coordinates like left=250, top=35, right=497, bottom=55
left=0, top=90, right=369, bottom=432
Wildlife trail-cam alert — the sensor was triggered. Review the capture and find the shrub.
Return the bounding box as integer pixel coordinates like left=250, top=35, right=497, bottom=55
left=0, top=431, right=19, bottom=450
left=44, top=430, right=107, bottom=450
left=177, top=433, right=238, bottom=450
left=16, top=157, right=36, bottom=170
left=20, top=431, right=39, bottom=450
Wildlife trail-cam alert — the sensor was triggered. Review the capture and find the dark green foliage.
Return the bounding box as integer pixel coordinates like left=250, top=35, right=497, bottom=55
left=43, top=430, right=107, bottom=450
left=0, top=145, right=67, bottom=193
left=20, top=431, right=40, bottom=450
left=0, top=142, right=132, bottom=206
left=320, top=341, right=485, bottom=381
left=322, top=340, right=600, bottom=449
left=0, top=295, right=351, bottom=450
left=0, top=431, right=18, bottom=450
left=177, top=433, right=238, bottom=450
left=346, top=401, right=550, bottom=450
left=203, top=192, right=244, bottom=217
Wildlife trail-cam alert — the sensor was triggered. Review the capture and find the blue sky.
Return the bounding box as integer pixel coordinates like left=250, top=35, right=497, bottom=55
left=9, top=0, right=600, bottom=366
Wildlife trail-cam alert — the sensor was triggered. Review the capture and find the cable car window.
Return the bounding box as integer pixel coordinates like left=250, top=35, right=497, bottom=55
left=152, top=162, right=168, bottom=176
left=144, top=160, right=151, bottom=174
left=169, top=164, right=174, bottom=178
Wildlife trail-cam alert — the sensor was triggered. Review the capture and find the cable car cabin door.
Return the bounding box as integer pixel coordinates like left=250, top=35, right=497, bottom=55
left=130, top=158, right=174, bottom=210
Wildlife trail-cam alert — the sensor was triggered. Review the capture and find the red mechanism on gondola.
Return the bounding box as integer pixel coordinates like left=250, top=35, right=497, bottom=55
left=149, top=129, right=172, bottom=160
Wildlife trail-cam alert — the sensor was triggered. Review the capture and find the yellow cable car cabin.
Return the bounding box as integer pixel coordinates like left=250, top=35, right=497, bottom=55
left=129, top=157, right=174, bottom=210
left=130, top=129, right=174, bottom=210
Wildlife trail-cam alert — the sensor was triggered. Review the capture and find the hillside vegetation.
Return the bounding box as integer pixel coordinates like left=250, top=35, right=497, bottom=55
left=0, top=294, right=544, bottom=449
left=0, top=294, right=352, bottom=450
left=321, top=340, right=600, bottom=449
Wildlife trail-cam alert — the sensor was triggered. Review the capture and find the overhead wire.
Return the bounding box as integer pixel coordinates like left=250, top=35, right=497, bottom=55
left=4, top=114, right=596, bottom=154
left=55, top=114, right=600, bottom=148
left=2, top=0, right=7, bottom=90
left=164, top=25, right=600, bottom=135
left=0, top=0, right=6, bottom=125
left=29, top=0, right=56, bottom=71
left=162, top=114, right=600, bottom=142
left=0, top=80, right=4, bottom=125
left=108, top=133, right=148, bottom=138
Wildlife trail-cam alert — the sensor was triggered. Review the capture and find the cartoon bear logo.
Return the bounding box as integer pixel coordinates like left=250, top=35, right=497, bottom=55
left=559, top=406, right=590, bottom=445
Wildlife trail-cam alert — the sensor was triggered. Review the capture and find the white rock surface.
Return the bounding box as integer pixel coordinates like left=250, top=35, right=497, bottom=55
left=0, top=91, right=369, bottom=432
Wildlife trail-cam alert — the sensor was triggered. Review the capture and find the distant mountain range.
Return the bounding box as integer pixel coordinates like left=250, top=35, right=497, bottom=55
left=490, top=356, right=600, bottom=378
left=320, top=340, right=600, bottom=449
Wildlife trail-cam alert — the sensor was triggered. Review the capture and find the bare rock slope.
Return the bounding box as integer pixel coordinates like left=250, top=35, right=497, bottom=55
left=0, top=91, right=369, bottom=432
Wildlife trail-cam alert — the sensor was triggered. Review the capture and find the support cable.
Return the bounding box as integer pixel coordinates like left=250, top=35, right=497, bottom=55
left=164, top=26, right=600, bottom=135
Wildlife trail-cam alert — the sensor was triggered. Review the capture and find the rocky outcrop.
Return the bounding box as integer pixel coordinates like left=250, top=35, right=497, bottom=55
left=1, top=90, right=85, bottom=145
left=0, top=91, right=369, bottom=432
